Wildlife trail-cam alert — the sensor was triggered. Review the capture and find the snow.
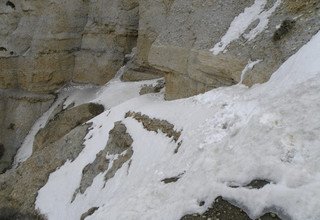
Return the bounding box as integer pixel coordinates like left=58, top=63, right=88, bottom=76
left=239, top=59, right=262, bottom=84
left=34, top=31, right=320, bottom=220
left=13, top=66, right=159, bottom=166
left=211, top=0, right=281, bottom=55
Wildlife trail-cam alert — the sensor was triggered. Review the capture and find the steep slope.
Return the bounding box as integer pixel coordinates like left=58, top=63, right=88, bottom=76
left=15, top=31, right=319, bottom=219
left=1, top=1, right=320, bottom=220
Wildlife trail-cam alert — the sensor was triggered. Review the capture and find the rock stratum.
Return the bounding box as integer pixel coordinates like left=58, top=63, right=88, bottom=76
left=0, top=0, right=320, bottom=219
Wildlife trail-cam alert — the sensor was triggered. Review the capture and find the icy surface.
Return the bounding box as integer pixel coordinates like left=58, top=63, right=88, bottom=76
left=34, top=31, right=320, bottom=220
left=211, top=0, right=281, bottom=55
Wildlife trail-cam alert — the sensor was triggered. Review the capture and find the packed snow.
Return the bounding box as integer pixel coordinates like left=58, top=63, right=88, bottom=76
left=211, top=0, right=282, bottom=55
left=31, top=30, right=320, bottom=220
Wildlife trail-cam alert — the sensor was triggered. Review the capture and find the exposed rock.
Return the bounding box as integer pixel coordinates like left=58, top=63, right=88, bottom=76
left=245, top=179, right=271, bottom=189
left=161, top=172, right=185, bottom=184
left=0, top=143, right=4, bottom=158
left=0, top=0, right=139, bottom=93
left=0, top=123, right=91, bottom=215
left=33, top=103, right=104, bottom=151
left=121, top=0, right=167, bottom=81
left=0, top=90, right=55, bottom=173
left=0, top=208, right=45, bottom=220
left=121, top=65, right=164, bottom=82
left=273, top=19, right=296, bottom=41
left=228, top=179, right=271, bottom=189
left=181, top=196, right=282, bottom=220
left=73, top=0, right=139, bottom=85
left=80, top=207, right=99, bottom=220
left=73, top=121, right=133, bottom=200
left=0, top=98, right=106, bottom=215
left=125, top=111, right=181, bottom=142
left=139, top=79, right=165, bottom=95
left=145, top=0, right=320, bottom=99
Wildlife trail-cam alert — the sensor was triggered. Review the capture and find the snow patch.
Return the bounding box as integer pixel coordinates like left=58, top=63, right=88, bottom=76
left=211, top=0, right=282, bottom=55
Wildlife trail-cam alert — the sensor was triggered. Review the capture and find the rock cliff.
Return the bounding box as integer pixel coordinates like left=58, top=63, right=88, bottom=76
left=0, top=0, right=320, bottom=219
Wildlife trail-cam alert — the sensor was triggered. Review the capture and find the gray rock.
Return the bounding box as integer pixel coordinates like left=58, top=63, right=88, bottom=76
left=0, top=89, right=54, bottom=173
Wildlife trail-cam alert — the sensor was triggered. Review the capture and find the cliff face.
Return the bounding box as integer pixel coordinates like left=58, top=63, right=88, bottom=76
left=0, top=0, right=139, bottom=172
left=0, top=1, right=320, bottom=218
left=0, top=0, right=139, bottom=92
left=1, top=0, right=319, bottom=95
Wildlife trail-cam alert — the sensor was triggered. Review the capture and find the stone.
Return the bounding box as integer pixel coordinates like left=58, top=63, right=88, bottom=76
left=33, top=103, right=104, bottom=151
left=0, top=89, right=55, bottom=173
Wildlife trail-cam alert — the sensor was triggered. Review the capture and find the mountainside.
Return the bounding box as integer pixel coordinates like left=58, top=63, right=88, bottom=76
left=0, top=0, right=320, bottom=220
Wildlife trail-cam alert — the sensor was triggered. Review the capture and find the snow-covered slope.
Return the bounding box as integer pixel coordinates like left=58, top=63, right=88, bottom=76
left=29, top=31, right=320, bottom=220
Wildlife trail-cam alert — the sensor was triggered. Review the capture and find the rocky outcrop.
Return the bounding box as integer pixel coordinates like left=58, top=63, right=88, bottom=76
left=33, top=103, right=104, bottom=151
left=121, top=0, right=170, bottom=82
left=2, top=0, right=319, bottom=99
left=0, top=0, right=138, bottom=174
left=144, top=0, right=320, bottom=99
left=0, top=90, right=54, bottom=173
left=0, top=0, right=139, bottom=93
left=73, top=0, right=139, bottom=85
left=0, top=101, right=105, bottom=216
left=181, top=197, right=281, bottom=220
left=73, top=121, right=133, bottom=201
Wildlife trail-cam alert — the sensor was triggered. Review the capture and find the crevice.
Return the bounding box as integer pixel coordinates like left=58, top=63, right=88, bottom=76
left=5, top=1, right=15, bottom=9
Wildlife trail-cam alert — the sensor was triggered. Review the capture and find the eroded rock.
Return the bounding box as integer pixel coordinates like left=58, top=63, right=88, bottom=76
left=80, top=207, right=99, bottom=220
left=73, top=121, right=133, bottom=201
left=181, top=197, right=282, bottom=220
left=125, top=111, right=181, bottom=142
left=0, top=123, right=91, bottom=216
left=139, top=79, right=165, bottom=95
left=33, top=103, right=104, bottom=151
left=0, top=90, right=55, bottom=173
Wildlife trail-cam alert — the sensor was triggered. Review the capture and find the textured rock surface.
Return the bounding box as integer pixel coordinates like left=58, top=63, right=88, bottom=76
left=0, top=0, right=139, bottom=93
left=73, top=121, right=133, bottom=200
left=33, top=103, right=104, bottom=151
left=121, top=0, right=169, bottom=81
left=73, top=0, right=139, bottom=85
left=0, top=100, right=105, bottom=216
left=0, top=123, right=90, bottom=216
left=0, top=90, right=54, bottom=173
left=181, top=197, right=281, bottom=220
left=147, top=0, right=320, bottom=99
left=1, top=0, right=319, bottom=98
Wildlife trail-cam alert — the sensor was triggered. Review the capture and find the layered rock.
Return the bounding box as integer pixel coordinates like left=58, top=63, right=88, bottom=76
left=0, top=0, right=139, bottom=93
left=0, top=102, right=104, bottom=216
left=0, top=0, right=139, bottom=173
left=121, top=0, right=170, bottom=81
left=124, top=0, right=320, bottom=99
left=0, top=90, right=54, bottom=173
left=73, top=0, right=139, bottom=85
